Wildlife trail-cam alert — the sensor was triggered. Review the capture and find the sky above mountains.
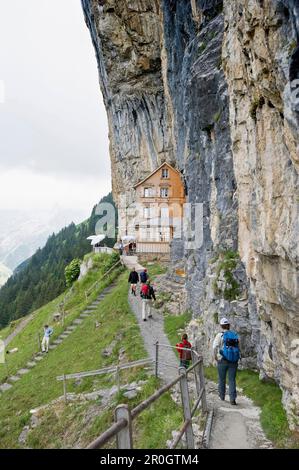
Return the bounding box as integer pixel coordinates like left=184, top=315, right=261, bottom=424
left=0, top=0, right=111, bottom=219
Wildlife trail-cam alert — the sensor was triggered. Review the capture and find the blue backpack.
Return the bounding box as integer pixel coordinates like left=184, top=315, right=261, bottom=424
left=220, top=331, right=240, bottom=363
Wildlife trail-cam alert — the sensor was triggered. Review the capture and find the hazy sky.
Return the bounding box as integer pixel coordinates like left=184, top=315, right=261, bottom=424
left=0, top=0, right=111, bottom=222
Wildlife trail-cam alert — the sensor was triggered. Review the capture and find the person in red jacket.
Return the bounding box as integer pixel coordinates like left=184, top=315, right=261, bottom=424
left=176, top=333, right=192, bottom=369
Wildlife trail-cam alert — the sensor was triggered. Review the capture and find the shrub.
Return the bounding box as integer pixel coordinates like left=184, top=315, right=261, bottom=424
left=250, top=95, right=265, bottom=120
left=65, top=258, right=82, bottom=287
left=212, top=250, right=241, bottom=301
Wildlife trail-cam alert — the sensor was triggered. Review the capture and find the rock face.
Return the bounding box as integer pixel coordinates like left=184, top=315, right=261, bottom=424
left=82, top=0, right=299, bottom=429
left=223, top=0, right=299, bottom=430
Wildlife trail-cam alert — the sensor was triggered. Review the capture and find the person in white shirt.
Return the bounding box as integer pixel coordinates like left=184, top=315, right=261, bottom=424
left=213, top=317, right=241, bottom=405
left=42, top=325, right=53, bottom=353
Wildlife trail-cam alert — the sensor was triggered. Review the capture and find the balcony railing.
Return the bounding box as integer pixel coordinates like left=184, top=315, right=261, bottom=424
left=136, top=242, right=170, bottom=254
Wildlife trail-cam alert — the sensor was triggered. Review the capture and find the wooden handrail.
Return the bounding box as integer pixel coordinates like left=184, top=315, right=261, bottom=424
left=85, top=259, right=122, bottom=299
left=131, top=375, right=181, bottom=419
left=86, top=358, right=205, bottom=449
left=57, top=358, right=153, bottom=382
left=87, top=418, right=128, bottom=450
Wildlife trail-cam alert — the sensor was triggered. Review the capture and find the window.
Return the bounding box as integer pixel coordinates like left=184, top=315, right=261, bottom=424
left=144, top=207, right=151, bottom=218
left=144, top=187, right=154, bottom=197
left=162, top=168, right=169, bottom=179
left=161, top=207, right=169, bottom=220
left=160, top=188, right=169, bottom=198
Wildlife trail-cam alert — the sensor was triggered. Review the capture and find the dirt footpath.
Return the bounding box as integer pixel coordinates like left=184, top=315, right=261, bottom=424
left=207, top=381, right=273, bottom=449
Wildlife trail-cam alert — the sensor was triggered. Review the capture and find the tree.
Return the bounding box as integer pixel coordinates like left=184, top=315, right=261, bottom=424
left=64, top=259, right=81, bottom=287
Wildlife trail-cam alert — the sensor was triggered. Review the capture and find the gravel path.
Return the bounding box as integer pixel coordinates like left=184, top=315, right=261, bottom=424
left=4, top=314, right=34, bottom=347
left=206, top=381, right=273, bottom=449
left=128, top=292, right=178, bottom=383
left=122, top=254, right=178, bottom=382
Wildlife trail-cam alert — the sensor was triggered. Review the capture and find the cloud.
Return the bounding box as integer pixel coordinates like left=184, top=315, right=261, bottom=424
left=0, top=0, right=111, bottom=201
left=0, top=168, right=111, bottom=215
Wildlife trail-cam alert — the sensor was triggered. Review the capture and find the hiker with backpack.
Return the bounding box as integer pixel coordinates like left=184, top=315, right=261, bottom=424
left=176, top=333, right=192, bottom=369
left=42, top=324, right=53, bottom=353
left=128, top=267, right=139, bottom=296
left=140, top=268, right=148, bottom=285
left=140, top=279, right=156, bottom=321
left=213, top=317, right=240, bottom=405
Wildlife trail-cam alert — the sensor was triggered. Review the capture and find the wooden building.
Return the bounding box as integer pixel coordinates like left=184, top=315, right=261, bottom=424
left=133, top=162, right=186, bottom=255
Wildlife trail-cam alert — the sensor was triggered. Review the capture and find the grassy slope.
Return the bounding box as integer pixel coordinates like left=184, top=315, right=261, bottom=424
left=0, top=325, right=11, bottom=341
left=0, top=259, right=183, bottom=449
left=0, top=253, right=122, bottom=384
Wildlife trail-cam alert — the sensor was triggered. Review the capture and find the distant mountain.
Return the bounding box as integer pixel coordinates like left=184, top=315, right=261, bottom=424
left=0, top=193, right=117, bottom=328
left=0, top=208, right=87, bottom=273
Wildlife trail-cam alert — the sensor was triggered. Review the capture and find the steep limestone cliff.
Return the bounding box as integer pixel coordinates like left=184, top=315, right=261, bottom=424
left=82, top=0, right=299, bottom=429
left=223, top=0, right=299, bottom=430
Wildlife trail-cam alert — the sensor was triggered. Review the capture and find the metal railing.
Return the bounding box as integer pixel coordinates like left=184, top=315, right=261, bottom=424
left=86, top=354, right=207, bottom=450
left=56, top=357, right=153, bottom=403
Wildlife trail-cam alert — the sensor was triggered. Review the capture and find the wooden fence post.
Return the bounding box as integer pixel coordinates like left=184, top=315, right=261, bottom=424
left=191, top=349, right=201, bottom=396
left=155, top=341, right=159, bottom=378
left=63, top=374, right=67, bottom=404
left=115, top=404, right=133, bottom=449
left=195, top=339, right=207, bottom=413
left=179, top=367, right=195, bottom=449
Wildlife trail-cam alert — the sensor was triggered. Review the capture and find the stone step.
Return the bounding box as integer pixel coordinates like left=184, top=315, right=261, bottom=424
left=49, top=345, right=57, bottom=350
left=53, top=339, right=63, bottom=345
left=27, top=361, right=37, bottom=368
left=80, top=313, right=90, bottom=318
left=35, top=355, right=43, bottom=362
left=73, top=319, right=83, bottom=325
left=66, top=325, right=76, bottom=331
left=60, top=334, right=69, bottom=339
left=0, top=383, right=13, bottom=392
left=8, top=376, right=21, bottom=383
left=17, top=368, right=30, bottom=375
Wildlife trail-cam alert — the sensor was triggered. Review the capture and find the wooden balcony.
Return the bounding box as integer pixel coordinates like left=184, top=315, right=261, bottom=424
left=136, top=242, right=170, bottom=254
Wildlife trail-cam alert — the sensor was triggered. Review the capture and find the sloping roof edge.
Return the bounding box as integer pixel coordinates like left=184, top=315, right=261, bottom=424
left=133, top=162, right=182, bottom=189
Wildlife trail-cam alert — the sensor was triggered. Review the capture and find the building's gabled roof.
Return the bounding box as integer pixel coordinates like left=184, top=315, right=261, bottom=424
left=133, top=162, right=182, bottom=189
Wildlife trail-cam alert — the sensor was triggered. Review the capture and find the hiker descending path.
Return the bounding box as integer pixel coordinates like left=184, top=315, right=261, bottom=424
left=124, top=257, right=178, bottom=383
left=206, top=381, right=273, bottom=449
left=0, top=281, right=118, bottom=395
left=129, top=293, right=178, bottom=383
